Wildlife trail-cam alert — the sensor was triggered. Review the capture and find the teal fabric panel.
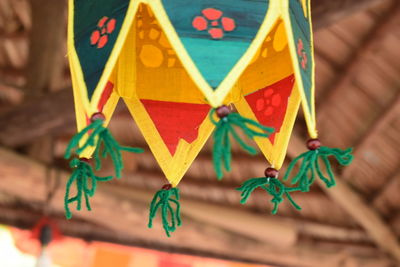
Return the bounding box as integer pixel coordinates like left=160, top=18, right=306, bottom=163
left=288, top=0, right=313, bottom=112
left=73, top=0, right=130, bottom=100
left=162, top=0, right=269, bottom=89
left=180, top=38, right=248, bottom=88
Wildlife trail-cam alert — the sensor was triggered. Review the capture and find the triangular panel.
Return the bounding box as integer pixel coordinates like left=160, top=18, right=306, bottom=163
left=161, top=0, right=269, bottom=89
left=71, top=0, right=136, bottom=101
left=234, top=19, right=301, bottom=169
left=119, top=4, right=214, bottom=186
left=141, top=100, right=210, bottom=155
left=284, top=0, right=316, bottom=134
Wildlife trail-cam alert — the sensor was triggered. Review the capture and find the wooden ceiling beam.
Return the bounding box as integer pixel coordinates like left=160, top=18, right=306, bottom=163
left=372, top=167, right=400, bottom=218
left=25, top=0, right=66, bottom=96
left=0, top=89, right=75, bottom=147
left=311, top=0, right=388, bottom=29
left=1, top=147, right=392, bottom=266
left=316, top=1, right=400, bottom=116
left=350, top=89, right=400, bottom=153
left=342, top=90, right=400, bottom=177
left=0, top=89, right=130, bottom=147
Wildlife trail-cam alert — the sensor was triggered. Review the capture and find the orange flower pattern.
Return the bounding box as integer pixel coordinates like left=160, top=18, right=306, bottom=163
left=90, top=16, right=116, bottom=49
left=192, top=8, right=236, bottom=39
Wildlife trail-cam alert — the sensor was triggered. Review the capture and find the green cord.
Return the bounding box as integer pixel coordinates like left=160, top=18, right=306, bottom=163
left=148, top=187, right=181, bottom=237
left=237, top=177, right=302, bottom=214
left=283, top=146, right=353, bottom=191
left=64, top=158, right=113, bottom=219
left=64, top=118, right=144, bottom=178
left=210, top=110, right=274, bottom=180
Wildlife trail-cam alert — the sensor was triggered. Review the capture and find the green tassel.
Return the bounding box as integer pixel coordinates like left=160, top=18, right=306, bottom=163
left=64, top=158, right=112, bottom=219
left=210, top=107, right=274, bottom=180
left=237, top=177, right=301, bottom=214
left=283, top=142, right=353, bottom=192
left=148, top=185, right=181, bottom=237
left=64, top=116, right=144, bottom=178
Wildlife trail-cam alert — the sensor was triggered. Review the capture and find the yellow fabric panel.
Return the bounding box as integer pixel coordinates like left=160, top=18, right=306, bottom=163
left=133, top=4, right=206, bottom=104
left=149, top=0, right=282, bottom=107
left=67, top=0, right=136, bottom=158
left=234, top=19, right=300, bottom=169
left=119, top=4, right=215, bottom=186
left=124, top=97, right=214, bottom=187
left=75, top=69, right=121, bottom=159
left=235, top=87, right=300, bottom=169
left=236, top=20, right=294, bottom=97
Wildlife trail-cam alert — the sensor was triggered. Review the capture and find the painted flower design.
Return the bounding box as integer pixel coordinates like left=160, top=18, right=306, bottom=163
left=255, top=88, right=282, bottom=117
left=192, top=8, right=236, bottom=39
left=297, top=38, right=308, bottom=69
left=90, top=16, right=117, bottom=49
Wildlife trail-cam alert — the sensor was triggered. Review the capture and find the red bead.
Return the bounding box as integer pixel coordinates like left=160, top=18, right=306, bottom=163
left=162, top=184, right=172, bottom=190
left=79, top=158, right=90, bottom=163
left=91, top=112, right=105, bottom=122
left=264, top=167, right=278, bottom=178
left=216, top=105, right=231, bottom=118
left=307, top=139, right=321, bottom=150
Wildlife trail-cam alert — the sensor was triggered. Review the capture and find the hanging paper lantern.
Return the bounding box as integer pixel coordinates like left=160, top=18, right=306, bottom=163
left=66, top=0, right=353, bottom=236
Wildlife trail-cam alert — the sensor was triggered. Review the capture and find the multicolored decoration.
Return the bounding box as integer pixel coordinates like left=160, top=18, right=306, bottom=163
left=30, top=217, right=62, bottom=267
left=66, top=0, right=353, bottom=236
left=4, top=226, right=268, bottom=267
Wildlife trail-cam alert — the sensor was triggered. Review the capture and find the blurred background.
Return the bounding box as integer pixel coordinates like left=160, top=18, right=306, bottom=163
left=0, top=0, right=399, bottom=266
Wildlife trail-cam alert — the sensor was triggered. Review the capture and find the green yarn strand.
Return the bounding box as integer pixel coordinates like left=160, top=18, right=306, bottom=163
left=227, top=123, right=257, bottom=155
left=283, top=146, right=354, bottom=191
left=148, top=187, right=182, bottom=237
left=64, top=119, right=103, bottom=159
left=213, top=123, right=231, bottom=179
left=64, top=159, right=112, bottom=219
left=64, top=118, right=144, bottom=178
left=229, top=114, right=274, bottom=138
left=210, top=110, right=274, bottom=179
left=237, top=177, right=269, bottom=204
left=237, top=177, right=301, bottom=214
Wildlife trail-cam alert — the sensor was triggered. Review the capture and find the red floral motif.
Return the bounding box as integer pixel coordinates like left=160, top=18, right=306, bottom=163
left=245, top=75, right=295, bottom=144
left=90, top=16, right=116, bottom=49
left=192, top=8, right=236, bottom=39
left=255, top=88, right=282, bottom=117
left=297, top=38, right=308, bottom=69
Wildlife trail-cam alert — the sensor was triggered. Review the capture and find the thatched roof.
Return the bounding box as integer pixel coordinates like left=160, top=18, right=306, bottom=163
left=0, top=0, right=399, bottom=266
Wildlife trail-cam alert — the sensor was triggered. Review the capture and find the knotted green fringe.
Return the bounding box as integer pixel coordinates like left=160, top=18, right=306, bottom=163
left=148, top=187, right=181, bottom=237
left=210, top=110, right=274, bottom=180
left=64, top=158, right=112, bottom=219
left=237, top=177, right=301, bottom=214
left=64, top=118, right=144, bottom=178
left=283, top=147, right=353, bottom=192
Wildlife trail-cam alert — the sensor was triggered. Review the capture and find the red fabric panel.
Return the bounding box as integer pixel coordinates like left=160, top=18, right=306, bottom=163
left=244, top=75, right=295, bottom=143
left=140, top=100, right=210, bottom=155
left=97, top=81, right=114, bottom=112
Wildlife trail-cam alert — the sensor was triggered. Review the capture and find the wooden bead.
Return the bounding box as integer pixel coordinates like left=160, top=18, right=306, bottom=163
left=264, top=167, right=278, bottom=178
left=216, top=105, right=231, bottom=118
left=91, top=112, right=105, bottom=122
left=162, top=184, right=173, bottom=190
left=79, top=158, right=90, bottom=163
left=307, top=139, right=321, bottom=150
